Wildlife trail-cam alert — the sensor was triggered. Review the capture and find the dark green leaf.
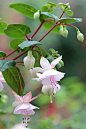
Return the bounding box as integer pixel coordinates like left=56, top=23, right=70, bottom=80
left=2, top=66, right=25, bottom=95
left=0, top=60, right=7, bottom=70
left=57, top=18, right=82, bottom=24
left=18, top=41, right=42, bottom=49
left=1, top=60, right=16, bottom=71
left=66, top=10, right=74, bottom=16
left=47, top=2, right=57, bottom=9
left=0, top=51, right=6, bottom=58
left=43, top=20, right=60, bottom=34
left=4, top=24, right=31, bottom=38
left=41, top=6, right=53, bottom=13
left=10, top=38, right=26, bottom=52
left=0, top=22, right=7, bottom=34
left=40, top=12, right=58, bottom=21
left=32, top=48, right=46, bottom=67
left=9, top=3, right=38, bottom=19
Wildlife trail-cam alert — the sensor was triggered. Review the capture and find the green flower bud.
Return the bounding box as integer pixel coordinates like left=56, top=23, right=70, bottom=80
left=59, top=60, right=64, bottom=66
left=34, top=10, right=40, bottom=19
left=77, top=32, right=84, bottom=42
left=60, top=27, right=68, bottom=38
left=23, top=50, right=35, bottom=70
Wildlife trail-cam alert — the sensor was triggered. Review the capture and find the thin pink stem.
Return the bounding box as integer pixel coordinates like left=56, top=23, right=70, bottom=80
left=12, top=50, right=29, bottom=60
left=60, top=23, right=77, bottom=29
left=25, top=34, right=30, bottom=41
left=30, top=21, right=45, bottom=39
left=59, top=11, right=64, bottom=19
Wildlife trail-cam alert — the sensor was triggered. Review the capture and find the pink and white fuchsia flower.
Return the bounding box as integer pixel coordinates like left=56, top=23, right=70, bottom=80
left=12, top=91, right=40, bottom=128
left=35, top=56, right=64, bottom=102
left=0, top=71, right=6, bottom=92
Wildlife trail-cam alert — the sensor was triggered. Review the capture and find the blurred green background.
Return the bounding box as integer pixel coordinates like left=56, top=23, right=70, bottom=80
left=0, top=0, right=86, bottom=129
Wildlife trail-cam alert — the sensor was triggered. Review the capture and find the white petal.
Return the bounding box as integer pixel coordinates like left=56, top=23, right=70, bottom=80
left=42, top=78, right=51, bottom=85
left=51, top=56, right=62, bottom=68
left=40, top=57, right=51, bottom=69
left=0, top=82, right=3, bottom=91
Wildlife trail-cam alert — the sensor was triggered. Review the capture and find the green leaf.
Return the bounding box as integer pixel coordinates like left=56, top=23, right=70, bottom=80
left=0, top=51, right=6, bottom=58
left=18, top=41, right=42, bottom=49
left=32, top=48, right=46, bottom=67
left=0, top=60, right=7, bottom=70
left=0, top=60, right=16, bottom=71
left=57, top=18, right=82, bottom=24
left=9, top=3, right=38, bottom=19
left=58, top=3, right=70, bottom=11
left=4, top=24, right=31, bottom=38
left=43, top=20, right=60, bottom=34
left=41, top=6, right=53, bottom=13
left=0, top=22, right=7, bottom=34
left=10, top=38, right=26, bottom=52
left=40, top=12, right=58, bottom=21
left=47, top=2, right=57, bottom=9
left=66, top=10, right=74, bottom=16
left=2, top=66, right=25, bottom=95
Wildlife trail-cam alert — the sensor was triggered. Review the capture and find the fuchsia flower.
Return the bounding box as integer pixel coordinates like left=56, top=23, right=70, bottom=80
left=35, top=56, right=65, bottom=102
left=12, top=91, right=40, bottom=128
left=0, top=71, right=6, bottom=92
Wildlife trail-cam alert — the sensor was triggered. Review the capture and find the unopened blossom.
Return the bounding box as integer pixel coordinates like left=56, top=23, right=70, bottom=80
left=12, top=91, right=40, bottom=128
left=23, top=50, right=35, bottom=70
left=77, top=31, right=84, bottom=42
left=34, top=10, right=40, bottom=19
left=0, top=71, right=6, bottom=92
left=59, top=26, right=68, bottom=38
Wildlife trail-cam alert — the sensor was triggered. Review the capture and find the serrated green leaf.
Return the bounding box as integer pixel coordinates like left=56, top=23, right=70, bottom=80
left=1, top=60, right=16, bottom=71
left=47, top=2, right=57, bottom=9
left=32, top=48, right=46, bottom=67
left=58, top=3, right=70, bottom=11
left=18, top=41, right=42, bottom=49
left=2, top=66, right=25, bottom=95
left=41, top=6, right=53, bottom=13
left=0, top=22, right=7, bottom=34
left=66, top=10, right=74, bottom=16
left=0, top=51, right=6, bottom=58
left=43, top=20, right=60, bottom=34
left=9, top=3, right=38, bottom=19
left=10, top=38, right=26, bottom=52
left=57, top=18, right=82, bottom=24
left=40, top=12, right=58, bottom=21
left=4, top=24, right=31, bottom=38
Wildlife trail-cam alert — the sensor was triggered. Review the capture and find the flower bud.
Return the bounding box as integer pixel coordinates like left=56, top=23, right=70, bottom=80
left=23, top=51, right=35, bottom=70
left=42, top=85, right=54, bottom=95
left=60, top=27, right=68, bottom=38
left=12, top=101, right=19, bottom=109
left=1, top=94, right=8, bottom=104
left=34, top=10, right=40, bottom=19
left=77, top=31, right=84, bottom=42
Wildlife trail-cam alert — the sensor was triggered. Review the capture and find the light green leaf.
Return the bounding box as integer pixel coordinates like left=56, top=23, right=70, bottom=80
left=9, top=3, right=38, bottom=19
left=4, top=24, right=31, bottom=38
left=41, top=6, right=53, bottom=13
left=58, top=3, right=70, bottom=11
left=47, top=2, right=57, bottom=9
left=18, top=41, right=42, bottom=49
left=57, top=18, right=82, bottom=24
left=2, top=66, right=25, bottom=95
left=66, top=10, right=74, bottom=16
left=0, top=60, right=16, bottom=71
left=10, top=38, right=26, bottom=52
left=0, top=51, right=6, bottom=58
left=0, top=22, right=7, bottom=34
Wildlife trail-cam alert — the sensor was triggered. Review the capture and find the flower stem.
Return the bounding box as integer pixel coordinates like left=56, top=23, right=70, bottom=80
left=30, top=21, right=45, bottom=39
left=60, top=23, right=77, bottom=29
left=59, top=11, right=64, bottom=19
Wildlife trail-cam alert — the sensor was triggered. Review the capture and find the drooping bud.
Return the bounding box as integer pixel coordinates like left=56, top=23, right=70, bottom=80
left=42, top=85, right=54, bottom=95
left=12, top=101, right=20, bottom=109
left=59, top=26, right=68, bottom=38
left=23, top=50, right=35, bottom=70
left=77, top=30, right=84, bottom=42
left=34, top=10, right=40, bottom=19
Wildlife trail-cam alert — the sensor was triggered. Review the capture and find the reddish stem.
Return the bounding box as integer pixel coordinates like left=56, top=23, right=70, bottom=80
left=25, top=34, right=30, bottom=41
left=59, top=11, right=64, bottom=19
left=12, top=50, right=29, bottom=60
left=35, top=45, right=43, bottom=57
left=60, top=23, right=77, bottom=29
left=35, top=60, right=40, bottom=62
left=30, top=21, right=45, bottom=39
left=6, top=47, right=20, bottom=58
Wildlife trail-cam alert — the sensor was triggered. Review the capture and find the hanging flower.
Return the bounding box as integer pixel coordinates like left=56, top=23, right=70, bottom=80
left=12, top=91, right=41, bottom=128
left=36, top=56, right=64, bottom=90
left=0, top=71, right=6, bottom=92
left=30, top=67, right=43, bottom=78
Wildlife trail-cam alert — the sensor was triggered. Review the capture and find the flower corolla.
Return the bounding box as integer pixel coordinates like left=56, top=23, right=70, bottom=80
left=12, top=91, right=40, bottom=128
left=0, top=71, right=6, bottom=92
